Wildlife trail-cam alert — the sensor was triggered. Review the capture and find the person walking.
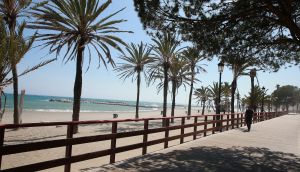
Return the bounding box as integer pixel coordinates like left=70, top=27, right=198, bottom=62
left=245, top=107, right=254, bottom=132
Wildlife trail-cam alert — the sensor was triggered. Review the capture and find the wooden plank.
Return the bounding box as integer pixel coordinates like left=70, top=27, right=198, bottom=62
left=110, top=122, right=117, bottom=164
left=193, top=117, right=198, bottom=140
left=64, top=124, right=73, bottom=172
left=142, top=119, right=149, bottom=155
left=2, top=134, right=114, bottom=155
left=2, top=149, right=112, bottom=172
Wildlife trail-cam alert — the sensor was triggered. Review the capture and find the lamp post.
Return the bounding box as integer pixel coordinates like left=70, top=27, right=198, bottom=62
left=217, top=62, right=224, bottom=114
left=216, top=61, right=224, bottom=131
left=250, top=68, right=256, bottom=111
left=261, top=87, right=265, bottom=112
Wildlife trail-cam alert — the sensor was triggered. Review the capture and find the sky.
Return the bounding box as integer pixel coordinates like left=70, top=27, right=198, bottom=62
left=6, top=0, right=300, bottom=105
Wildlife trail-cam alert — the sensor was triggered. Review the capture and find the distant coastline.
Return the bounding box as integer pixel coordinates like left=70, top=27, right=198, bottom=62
left=3, top=94, right=191, bottom=113
left=48, top=98, right=159, bottom=109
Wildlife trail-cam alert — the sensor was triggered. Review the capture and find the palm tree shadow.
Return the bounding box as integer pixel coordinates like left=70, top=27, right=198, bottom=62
left=81, top=146, right=300, bottom=172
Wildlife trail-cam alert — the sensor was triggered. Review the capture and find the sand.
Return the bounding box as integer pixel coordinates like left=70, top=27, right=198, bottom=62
left=1, top=107, right=216, bottom=171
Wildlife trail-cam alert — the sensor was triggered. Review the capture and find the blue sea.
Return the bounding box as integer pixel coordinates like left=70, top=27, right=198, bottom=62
left=3, top=94, right=162, bottom=113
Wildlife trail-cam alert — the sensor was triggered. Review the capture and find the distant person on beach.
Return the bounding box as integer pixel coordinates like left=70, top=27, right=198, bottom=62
left=245, top=107, right=254, bottom=132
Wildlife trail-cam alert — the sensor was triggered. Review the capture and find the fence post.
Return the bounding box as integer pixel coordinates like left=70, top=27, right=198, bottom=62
left=110, top=122, right=118, bottom=164
left=226, top=114, right=229, bottom=131
left=236, top=114, right=239, bottom=128
left=240, top=113, right=243, bottom=127
left=264, top=112, right=267, bottom=120
left=64, top=124, right=74, bottom=172
left=204, top=116, right=207, bottom=137
left=220, top=115, right=223, bottom=132
left=231, top=114, right=235, bottom=129
left=212, top=116, right=216, bottom=134
left=0, top=128, right=4, bottom=170
left=193, top=117, right=198, bottom=140
left=180, top=117, right=185, bottom=144
left=164, top=118, right=170, bottom=148
left=142, top=119, right=149, bottom=155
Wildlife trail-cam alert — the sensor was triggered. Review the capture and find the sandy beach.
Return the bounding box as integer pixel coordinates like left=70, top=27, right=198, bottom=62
left=1, top=108, right=214, bottom=171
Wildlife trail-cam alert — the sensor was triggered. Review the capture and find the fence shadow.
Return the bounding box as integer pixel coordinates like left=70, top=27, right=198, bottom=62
left=81, top=146, right=300, bottom=172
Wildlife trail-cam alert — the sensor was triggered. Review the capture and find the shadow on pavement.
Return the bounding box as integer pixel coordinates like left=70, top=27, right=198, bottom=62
left=81, top=146, right=300, bottom=172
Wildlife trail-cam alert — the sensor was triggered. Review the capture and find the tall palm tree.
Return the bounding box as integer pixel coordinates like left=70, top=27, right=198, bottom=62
left=29, top=0, right=131, bottom=133
left=223, top=54, right=254, bottom=114
left=115, top=42, right=153, bottom=119
left=208, top=82, right=223, bottom=113
left=0, top=0, right=32, bottom=124
left=168, top=56, right=190, bottom=122
left=0, top=19, right=54, bottom=122
left=194, top=86, right=210, bottom=115
left=149, top=33, right=181, bottom=120
left=182, top=47, right=207, bottom=119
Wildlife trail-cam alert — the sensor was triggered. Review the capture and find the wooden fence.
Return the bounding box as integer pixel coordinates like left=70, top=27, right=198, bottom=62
left=0, top=111, right=286, bottom=172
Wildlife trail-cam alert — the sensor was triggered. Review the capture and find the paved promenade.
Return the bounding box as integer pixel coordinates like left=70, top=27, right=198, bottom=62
left=84, top=113, right=300, bottom=172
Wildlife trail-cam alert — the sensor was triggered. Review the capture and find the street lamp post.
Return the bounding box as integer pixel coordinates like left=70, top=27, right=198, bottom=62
left=250, top=68, right=256, bottom=111
left=217, top=62, right=224, bottom=114
left=261, top=87, right=265, bottom=112
left=217, top=62, right=224, bottom=131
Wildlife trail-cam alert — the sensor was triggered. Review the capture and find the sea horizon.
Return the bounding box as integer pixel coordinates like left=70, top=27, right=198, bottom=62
left=2, top=93, right=190, bottom=113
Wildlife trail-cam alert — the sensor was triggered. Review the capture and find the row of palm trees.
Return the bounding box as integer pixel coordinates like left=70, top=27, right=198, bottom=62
left=194, top=84, right=268, bottom=115
left=194, top=82, right=232, bottom=115
left=115, top=34, right=207, bottom=124
left=0, top=0, right=207, bottom=132
left=0, top=0, right=270, bottom=134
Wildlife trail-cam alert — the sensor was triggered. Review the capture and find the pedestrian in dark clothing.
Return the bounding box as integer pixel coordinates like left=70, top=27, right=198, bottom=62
left=245, top=107, right=254, bottom=132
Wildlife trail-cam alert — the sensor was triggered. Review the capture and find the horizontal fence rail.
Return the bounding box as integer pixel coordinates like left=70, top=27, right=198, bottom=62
left=0, top=111, right=287, bottom=172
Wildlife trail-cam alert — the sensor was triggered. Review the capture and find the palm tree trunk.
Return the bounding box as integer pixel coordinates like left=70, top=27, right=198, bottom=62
left=231, top=78, right=237, bottom=114
left=171, top=80, right=176, bottom=123
left=201, top=100, right=205, bottom=115
left=250, top=76, right=255, bottom=111
left=162, top=63, right=169, bottom=126
left=163, top=65, right=168, bottom=118
left=135, top=72, right=141, bottom=119
left=72, top=42, right=84, bottom=134
left=187, top=66, right=195, bottom=119
left=12, top=65, right=19, bottom=124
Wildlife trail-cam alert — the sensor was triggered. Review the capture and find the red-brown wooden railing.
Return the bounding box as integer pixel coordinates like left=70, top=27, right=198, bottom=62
left=0, top=111, right=287, bottom=172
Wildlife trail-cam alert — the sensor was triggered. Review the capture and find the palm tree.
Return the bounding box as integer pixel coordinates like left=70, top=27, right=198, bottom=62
left=245, top=86, right=264, bottom=111
left=0, top=0, right=32, bottom=124
left=182, top=47, right=207, bottom=119
left=29, top=0, right=131, bottom=133
left=168, top=56, right=190, bottom=122
left=223, top=54, right=255, bottom=114
left=194, top=86, right=210, bottom=115
left=149, top=33, right=181, bottom=120
left=0, top=19, right=54, bottom=122
left=208, top=82, right=223, bottom=113
left=115, top=42, right=153, bottom=119
left=222, top=82, right=231, bottom=113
